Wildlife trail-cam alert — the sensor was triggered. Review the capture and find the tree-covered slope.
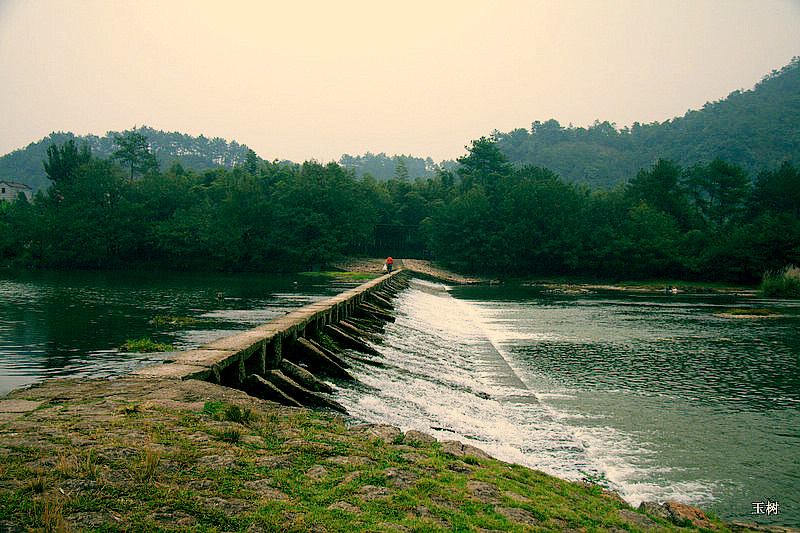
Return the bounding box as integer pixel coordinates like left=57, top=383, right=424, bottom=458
left=0, top=126, right=255, bottom=191
left=493, top=57, right=800, bottom=189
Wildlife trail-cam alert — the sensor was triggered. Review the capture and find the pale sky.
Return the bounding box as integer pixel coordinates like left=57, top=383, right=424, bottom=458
left=1, top=0, right=798, bottom=163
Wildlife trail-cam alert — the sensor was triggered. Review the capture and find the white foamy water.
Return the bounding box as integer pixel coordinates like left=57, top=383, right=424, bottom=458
left=332, top=279, right=800, bottom=526
left=334, top=279, right=633, bottom=493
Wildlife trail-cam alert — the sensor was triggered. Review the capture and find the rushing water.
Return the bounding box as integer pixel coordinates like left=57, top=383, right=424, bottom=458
left=332, top=279, right=800, bottom=527
left=0, top=269, right=358, bottom=396
left=2, top=271, right=798, bottom=526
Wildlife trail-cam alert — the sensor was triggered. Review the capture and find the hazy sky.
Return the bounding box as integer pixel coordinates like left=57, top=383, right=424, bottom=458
left=1, top=1, right=798, bottom=163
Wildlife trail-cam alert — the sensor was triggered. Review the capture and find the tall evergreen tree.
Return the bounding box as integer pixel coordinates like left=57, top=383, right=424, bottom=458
left=112, top=130, right=159, bottom=180
left=43, top=139, right=91, bottom=188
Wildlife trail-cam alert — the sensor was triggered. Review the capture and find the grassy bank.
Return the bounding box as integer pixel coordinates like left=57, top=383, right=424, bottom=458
left=0, top=377, right=751, bottom=532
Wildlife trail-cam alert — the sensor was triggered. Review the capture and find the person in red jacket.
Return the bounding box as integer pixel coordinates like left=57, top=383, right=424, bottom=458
left=385, top=257, right=393, bottom=273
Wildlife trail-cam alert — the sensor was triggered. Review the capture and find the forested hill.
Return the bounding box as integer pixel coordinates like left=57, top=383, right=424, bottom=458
left=338, top=153, right=456, bottom=181
left=0, top=127, right=256, bottom=191
left=493, top=57, right=800, bottom=190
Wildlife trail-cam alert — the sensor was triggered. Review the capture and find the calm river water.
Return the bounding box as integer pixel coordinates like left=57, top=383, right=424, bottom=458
left=0, top=269, right=358, bottom=396
left=1, top=271, right=798, bottom=526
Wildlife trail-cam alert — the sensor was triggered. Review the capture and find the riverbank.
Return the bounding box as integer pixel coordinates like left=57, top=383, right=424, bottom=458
left=0, top=376, right=777, bottom=532
left=330, top=257, right=758, bottom=294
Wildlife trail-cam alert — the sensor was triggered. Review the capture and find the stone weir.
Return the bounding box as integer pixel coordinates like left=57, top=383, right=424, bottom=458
left=133, top=269, right=410, bottom=412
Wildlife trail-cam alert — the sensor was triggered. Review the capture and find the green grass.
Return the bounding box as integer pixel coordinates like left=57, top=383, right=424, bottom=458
left=120, top=337, right=175, bottom=353
left=761, top=264, right=800, bottom=298
left=0, top=388, right=735, bottom=532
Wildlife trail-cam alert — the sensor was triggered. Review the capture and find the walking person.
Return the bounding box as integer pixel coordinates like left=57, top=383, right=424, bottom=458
left=385, top=257, right=393, bottom=273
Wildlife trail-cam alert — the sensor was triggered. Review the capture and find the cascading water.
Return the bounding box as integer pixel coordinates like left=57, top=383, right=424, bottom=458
left=332, top=278, right=800, bottom=527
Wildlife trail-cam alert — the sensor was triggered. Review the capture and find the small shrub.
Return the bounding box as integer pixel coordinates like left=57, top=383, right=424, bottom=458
left=121, top=337, right=174, bottom=353
left=31, top=498, right=67, bottom=532
left=25, top=477, right=47, bottom=494
left=761, top=265, right=800, bottom=298
left=137, top=448, right=160, bottom=481
left=203, top=401, right=226, bottom=419
left=218, top=428, right=241, bottom=443
left=224, top=404, right=253, bottom=424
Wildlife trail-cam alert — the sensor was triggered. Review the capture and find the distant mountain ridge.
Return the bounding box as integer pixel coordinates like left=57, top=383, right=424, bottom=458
left=0, top=126, right=254, bottom=191
left=493, top=57, right=800, bottom=189
left=3, top=58, right=799, bottom=192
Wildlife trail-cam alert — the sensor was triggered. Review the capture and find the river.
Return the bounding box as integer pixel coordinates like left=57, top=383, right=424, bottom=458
left=1, top=271, right=798, bottom=526
left=0, top=269, right=359, bottom=396
left=332, top=278, right=800, bottom=527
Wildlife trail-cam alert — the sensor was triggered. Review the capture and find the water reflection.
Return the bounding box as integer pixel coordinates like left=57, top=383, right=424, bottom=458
left=0, top=269, right=355, bottom=394
left=451, top=285, right=800, bottom=411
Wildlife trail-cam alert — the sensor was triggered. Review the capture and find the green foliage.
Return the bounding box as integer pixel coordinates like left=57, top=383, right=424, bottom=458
left=112, top=129, right=160, bottom=180
left=761, top=265, right=800, bottom=297
left=42, top=138, right=91, bottom=187
left=121, top=337, right=174, bottom=353
left=493, top=57, right=800, bottom=189
left=0, top=126, right=258, bottom=192
left=1, top=92, right=798, bottom=284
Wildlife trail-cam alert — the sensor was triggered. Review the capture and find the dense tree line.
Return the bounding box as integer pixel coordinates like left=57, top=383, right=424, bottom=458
left=1, top=132, right=798, bottom=283
left=493, top=57, right=800, bottom=190
left=0, top=127, right=256, bottom=192
left=338, top=153, right=454, bottom=182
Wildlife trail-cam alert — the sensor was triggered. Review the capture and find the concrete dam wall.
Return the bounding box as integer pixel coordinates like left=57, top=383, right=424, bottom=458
left=134, top=269, right=410, bottom=410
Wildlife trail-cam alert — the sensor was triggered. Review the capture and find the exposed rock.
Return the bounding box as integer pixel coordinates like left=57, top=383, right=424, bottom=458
left=358, top=485, right=395, bottom=500
left=281, top=438, right=333, bottom=452
left=196, top=454, right=236, bottom=469
left=494, top=506, right=545, bottom=527
left=327, top=455, right=377, bottom=468
left=379, top=522, right=411, bottom=533
left=664, top=501, right=714, bottom=529
left=399, top=451, right=427, bottom=463
left=617, top=508, right=660, bottom=531
left=403, top=429, right=436, bottom=446
left=254, top=453, right=294, bottom=470
left=327, top=501, right=360, bottom=513
left=504, top=490, right=530, bottom=502
left=146, top=509, right=197, bottom=528
left=410, top=505, right=449, bottom=529
left=306, top=464, right=329, bottom=480
left=0, top=400, right=44, bottom=413
left=440, top=439, right=490, bottom=460
left=197, top=496, right=250, bottom=517
left=244, top=479, right=289, bottom=500
left=58, top=478, right=101, bottom=494
left=468, top=480, right=502, bottom=504
left=638, top=500, right=714, bottom=529
left=383, top=467, right=419, bottom=489
left=67, top=511, right=121, bottom=529
left=342, top=470, right=363, bottom=484
left=351, top=423, right=402, bottom=444
left=447, top=460, right=473, bottom=473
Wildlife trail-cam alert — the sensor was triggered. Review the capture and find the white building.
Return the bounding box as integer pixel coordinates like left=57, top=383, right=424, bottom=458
left=0, top=181, right=32, bottom=202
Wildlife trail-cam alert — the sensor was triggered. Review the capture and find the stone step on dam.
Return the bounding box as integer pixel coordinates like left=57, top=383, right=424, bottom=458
left=133, top=269, right=411, bottom=412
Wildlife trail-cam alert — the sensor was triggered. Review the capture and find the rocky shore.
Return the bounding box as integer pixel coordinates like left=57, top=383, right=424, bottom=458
left=1, top=376, right=785, bottom=532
